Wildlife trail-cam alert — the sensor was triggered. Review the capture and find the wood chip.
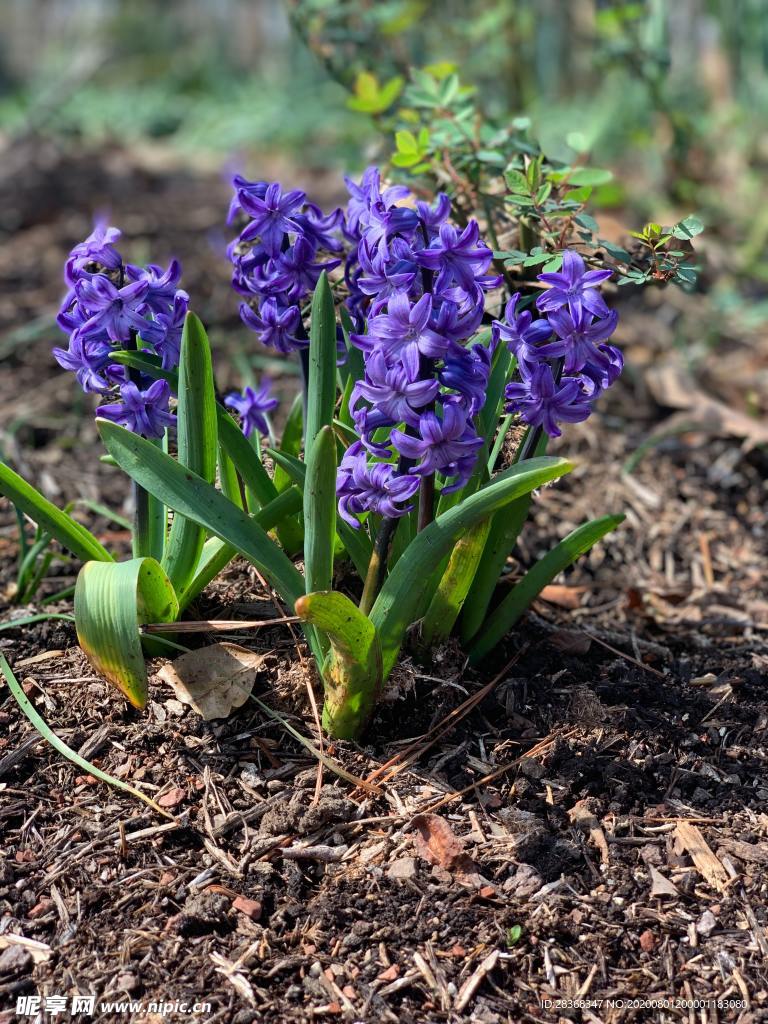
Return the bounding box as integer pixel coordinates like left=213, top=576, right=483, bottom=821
left=673, top=821, right=729, bottom=892
left=455, top=950, right=500, bottom=1012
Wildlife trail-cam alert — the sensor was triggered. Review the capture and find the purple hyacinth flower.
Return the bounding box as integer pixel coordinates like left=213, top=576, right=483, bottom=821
left=239, top=299, right=305, bottom=353
left=391, top=401, right=483, bottom=490
left=153, top=293, right=189, bottom=370
left=96, top=379, right=176, bottom=438
left=505, top=362, right=592, bottom=438
left=336, top=441, right=420, bottom=528
left=344, top=167, right=410, bottom=241
left=536, top=250, right=612, bottom=319
left=439, top=340, right=492, bottom=416
left=431, top=295, right=484, bottom=345
left=356, top=238, right=417, bottom=314
left=416, top=193, right=451, bottom=242
left=267, top=235, right=340, bottom=300
left=238, top=182, right=307, bottom=256
left=413, top=221, right=493, bottom=294
left=350, top=350, right=439, bottom=433
left=53, top=333, right=113, bottom=393
left=227, top=175, right=268, bottom=224
left=580, top=343, right=624, bottom=395
left=355, top=292, right=449, bottom=381
left=493, top=292, right=553, bottom=373
left=538, top=307, right=619, bottom=374
left=125, top=260, right=186, bottom=314
left=363, top=199, right=420, bottom=257
left=66, top=220, right=123, bottom=279
left=224, top=379, right=278, bottom=438
left=294, top=203, right=345, bottom=252
left=75, top=275, right=164, bottom=346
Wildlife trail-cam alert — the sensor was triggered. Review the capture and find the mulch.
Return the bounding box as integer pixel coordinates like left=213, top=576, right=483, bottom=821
left=1, top=139, right=767, bottom=1024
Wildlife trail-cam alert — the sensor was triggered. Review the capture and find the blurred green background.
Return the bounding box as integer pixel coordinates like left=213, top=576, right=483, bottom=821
left=1, top=0, right=767, bottom=397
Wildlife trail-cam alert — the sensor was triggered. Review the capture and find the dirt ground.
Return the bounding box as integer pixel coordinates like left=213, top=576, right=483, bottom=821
left=1, top=140, right=767, bottom=1024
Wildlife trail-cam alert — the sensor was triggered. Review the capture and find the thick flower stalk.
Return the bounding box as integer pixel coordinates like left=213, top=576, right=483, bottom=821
left=53, top=221, right=188, bottom=438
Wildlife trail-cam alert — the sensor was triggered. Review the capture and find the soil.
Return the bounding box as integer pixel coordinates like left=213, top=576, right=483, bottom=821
left=1, top=139, right=767, bottom=1024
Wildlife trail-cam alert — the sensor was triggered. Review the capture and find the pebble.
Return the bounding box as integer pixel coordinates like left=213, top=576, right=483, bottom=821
left=387, top=857, right=418, bottom=881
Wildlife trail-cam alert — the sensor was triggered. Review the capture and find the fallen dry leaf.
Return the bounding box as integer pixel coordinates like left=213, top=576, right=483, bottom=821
left=539, top=584, right=586, bottom=609
left=157, top=643, right=266, bottom=720
left=411, top=814, right=477, bottom=877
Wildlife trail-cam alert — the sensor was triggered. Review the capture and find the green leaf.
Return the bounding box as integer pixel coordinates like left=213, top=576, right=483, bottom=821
left=0, top=652, right=173, bottom=818
left=179, top=485, right=303, bottom=612
left=306, top=272, right=337, bottom=453
left=304, top=426, right=337, bottom=598
left=161, top=313, right=217, bottom=594
left=370, top=457, right=573, bottom=676
left=269, top=446, right=372, bottom=579
left=504, top=168, right=529, bottom=194
left=98, top=420, right=305, bottom=615
left=672, top=214, right=704, bottom=239
left=469, top=514, right=624, bottom=661
left=568, top=167, right=614, bottom=186
left=420, top=517, right=492, bottom=647
left=396, top=129, right=419, bottom=154
left=0, top=461, right=113, bottom=564
left=75, top=557, right=178, bottom=708
left=294, top=591, right=382, bottom=739
left=217, top=410, right=278, bottom=508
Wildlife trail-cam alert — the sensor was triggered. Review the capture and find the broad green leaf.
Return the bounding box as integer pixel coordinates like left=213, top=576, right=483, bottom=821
left=75, top=557, right=178, bottom=708
left=179, top=486, right=303, bottom=612
left=421, top=517, right=492, bottom=647
left=672, top=214, right=704, bottom=240
left=303, top=425, right=336, bottom=597
left=469, top=514, right=625, bottom=661
left=162, top=313, right=217, bottom=594
left=306, top=272, right=337, bottom=453
left=98, top=420, right=306, bottom=616
left=0, top=652, right=172, bottom=818
left=0, top=461, right=113, bottom=564
left=568, top=167, right=613, bottom=186
left=370, top=456, right=573, bottom=676
left=294, top=591, right=382, bottom=739
left=273, top=392, right=303, bottom=494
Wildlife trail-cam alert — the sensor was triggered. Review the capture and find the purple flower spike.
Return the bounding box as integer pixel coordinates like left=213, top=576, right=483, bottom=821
left=391, top=401, right=483, bottom=491
left=239, top=299, right=305, bottom=353
left=539, top=307, right=619, bottom=374
left=224, top=379, right=278, bottom=438
left=238, top=182, right=307, bottom=256
left=493, top=293, right=553, bottom=373
left=153, top=293, right=189, bottom=370
left=96, top=379, right=176, bottom=438
left=227, top=175, right=268, bottom=224
left=336, top=442, right=420, bottom=528
left=505, top=363, right=592, bottom=438
left=536, top=250, right=612, bottom=319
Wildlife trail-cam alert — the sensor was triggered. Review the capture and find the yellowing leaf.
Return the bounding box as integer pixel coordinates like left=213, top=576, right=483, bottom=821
left=157, top=643, right=266, bottom=720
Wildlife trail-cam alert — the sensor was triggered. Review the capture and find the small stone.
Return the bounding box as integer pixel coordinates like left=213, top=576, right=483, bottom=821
left=639, top=929, right=656, bottom=952
left=387, top=857, right=418, bottom=880
left=504, top=863, right=543, bottom=897
left=232, top=896, right=262, bottom=921
left=0, top=944, right=33, bottom=975
left=696, top=910, right=717, bottom=937
left=115, top=972, right=139, bottom=993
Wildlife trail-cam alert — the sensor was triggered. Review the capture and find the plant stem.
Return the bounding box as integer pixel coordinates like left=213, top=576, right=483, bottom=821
left=359, top=515, right=398, bottom=616
left=298, top=342, right=311, bottom=441
left=418, top=474, right=435, bottom=532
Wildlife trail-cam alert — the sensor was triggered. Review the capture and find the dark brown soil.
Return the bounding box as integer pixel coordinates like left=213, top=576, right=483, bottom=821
left=1, top=140, right=767, bottom=1024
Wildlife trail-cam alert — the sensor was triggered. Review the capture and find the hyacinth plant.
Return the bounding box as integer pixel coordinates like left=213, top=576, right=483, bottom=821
left=2, top=166, right=640, bottom=740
